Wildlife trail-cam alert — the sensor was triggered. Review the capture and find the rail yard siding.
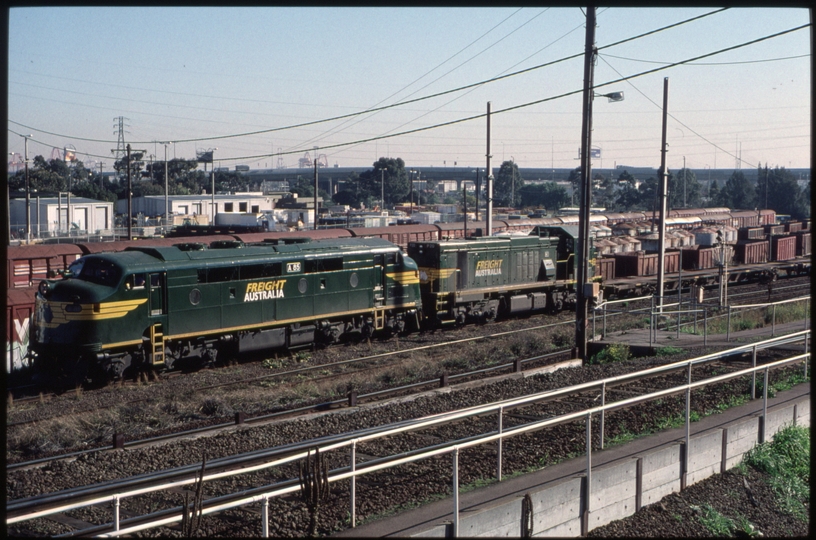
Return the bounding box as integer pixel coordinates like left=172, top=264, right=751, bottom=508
left=407, top=395, right=809, bottom=537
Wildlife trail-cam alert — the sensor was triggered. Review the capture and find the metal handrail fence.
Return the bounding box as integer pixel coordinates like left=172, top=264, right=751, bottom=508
left=7, top=332, right=810, bottom=537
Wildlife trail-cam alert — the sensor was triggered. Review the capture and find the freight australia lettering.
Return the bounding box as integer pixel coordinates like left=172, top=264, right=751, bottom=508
left=475, top=259, right=503, bottom=277
left=244, top=279, right=286, bottom=301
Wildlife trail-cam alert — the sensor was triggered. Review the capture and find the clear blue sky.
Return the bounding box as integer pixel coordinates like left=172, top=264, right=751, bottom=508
left=7, top=6, right=811, bottom=173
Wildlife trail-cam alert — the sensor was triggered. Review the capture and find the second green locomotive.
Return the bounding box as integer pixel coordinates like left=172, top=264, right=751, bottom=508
left=407, top=226, right=595, bottom=325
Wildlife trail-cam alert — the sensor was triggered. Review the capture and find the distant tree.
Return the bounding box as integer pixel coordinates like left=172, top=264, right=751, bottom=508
left=517, top=182, right=570, bottom=211
left=616, top=170, right=636, bottom=186
left=113, top=151, right=146, bottom=182
left=291, top=175, right=330, bottom=202
left=594, top=174, right=616, bottom=209
left=637, top=177, right=660, bottom=212
left=493, top=160, right=524, bottom=208
left=718, top=170, right=755, bottom=210
left=667, top=168, right=702, bottom=208
left=707, top=180, right=721, bottom=207
left=756, top=165, right=809, bottom=219
left=356, top=157, right=409, bottom=209
left=615, top=183, right=642, bottom=211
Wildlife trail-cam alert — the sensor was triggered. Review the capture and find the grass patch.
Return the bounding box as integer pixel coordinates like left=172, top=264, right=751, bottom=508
left=743, top=424, right=810, bottom=522
left=694, top=503, right=734, bottom=535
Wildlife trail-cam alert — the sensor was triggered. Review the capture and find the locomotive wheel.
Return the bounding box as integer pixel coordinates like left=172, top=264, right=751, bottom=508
left=361, top=322, right=375, bottom=341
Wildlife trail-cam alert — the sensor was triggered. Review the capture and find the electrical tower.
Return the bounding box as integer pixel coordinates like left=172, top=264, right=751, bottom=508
left=112, top=116, right=130, bottom=162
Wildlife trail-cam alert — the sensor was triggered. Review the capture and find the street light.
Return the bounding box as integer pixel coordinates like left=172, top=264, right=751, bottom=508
left=596, top=91, right=624, bottom=102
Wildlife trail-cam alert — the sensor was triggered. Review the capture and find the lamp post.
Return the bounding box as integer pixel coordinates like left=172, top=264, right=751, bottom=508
left=21, top=134, right=32, bottom=243
left=163, top=142, right=172, bottom=228
left=380, top=167, right=385, bottom=213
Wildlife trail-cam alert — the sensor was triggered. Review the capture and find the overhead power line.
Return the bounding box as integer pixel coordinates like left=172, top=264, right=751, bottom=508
left=9, top=8, right=731, bottom=148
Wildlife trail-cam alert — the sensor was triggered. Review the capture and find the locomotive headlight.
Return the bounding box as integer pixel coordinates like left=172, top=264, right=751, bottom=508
left=38, top=280, right=51, bottom=297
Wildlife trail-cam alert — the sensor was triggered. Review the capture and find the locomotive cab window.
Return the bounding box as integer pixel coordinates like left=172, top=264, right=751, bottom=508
left=125, top=274, right=146, bottom=290
left=72, top=258, right=121, bottom=287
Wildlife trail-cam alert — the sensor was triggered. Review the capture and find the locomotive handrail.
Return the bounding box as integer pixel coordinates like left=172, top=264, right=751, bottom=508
left=8, top=330, right=809, bottom=532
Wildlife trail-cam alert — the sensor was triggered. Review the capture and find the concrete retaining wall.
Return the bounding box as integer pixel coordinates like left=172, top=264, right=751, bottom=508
left=410, top=395, right=809, bottom=537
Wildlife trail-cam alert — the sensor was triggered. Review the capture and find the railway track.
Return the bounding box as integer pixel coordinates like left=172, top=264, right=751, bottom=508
left=6, top=334, right=809, bottom=538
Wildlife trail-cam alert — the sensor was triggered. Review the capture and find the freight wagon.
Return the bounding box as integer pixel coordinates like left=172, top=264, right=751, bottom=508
left=771, top=235, right=797, bottom=262
left=8, top=244, right=82, bottom=289
left=735, top=240, right=769, bottom=265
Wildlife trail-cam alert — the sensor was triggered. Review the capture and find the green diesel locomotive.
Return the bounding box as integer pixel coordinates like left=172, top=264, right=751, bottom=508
left=407, top=226, right=595, bottom=325
left=32, top=237, right=421, bottom=380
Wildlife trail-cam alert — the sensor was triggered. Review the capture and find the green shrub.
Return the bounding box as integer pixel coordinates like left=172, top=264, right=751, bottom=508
left=591, top=343, right=630, bottom=364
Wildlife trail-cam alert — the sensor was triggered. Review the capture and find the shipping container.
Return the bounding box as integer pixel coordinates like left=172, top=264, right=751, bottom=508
left=738, top=227, right=765, bottom=241
left=682, top=246, right=716, bottom=270
left=729, top=210, right=762, bottom=229
left=771, top=235, right=797, bottom=262
left=596, top=257, right=616, bottom=282
left=759, top=209, right=776, bottom=225
left=785, top=221, right=802, bottom=233
left=795, top=231, right=811, bottom=256
left=613, top=250, right=679, bottom=277
left=763, top=224, right=785, bottom=236
left=735, top=240, right=769, bottom=265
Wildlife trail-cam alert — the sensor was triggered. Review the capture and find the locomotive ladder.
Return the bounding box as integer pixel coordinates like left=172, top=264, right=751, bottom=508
left=374, top=308, right=386, bottom=330
left=150, top=324, right=165, bottom=365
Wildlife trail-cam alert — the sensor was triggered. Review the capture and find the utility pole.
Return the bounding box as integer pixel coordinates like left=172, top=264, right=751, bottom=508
left=22, top=134, right=32, bottom=243
left=485, top=102, right=493, bottom=237
left=127, top=144, right=133, bottom=241
left=164, top=142, right=172, bottom=228
left=510, top=156, right=516, bottom=209
left=576, top=6, right=596, bottom=364
left=380, top=167, right=385, bottom=213
left=656, top=78, right=670, bottom=313
left=475, top=168, right=480, bottom=221
left=314, top=157, right=318, bottom=230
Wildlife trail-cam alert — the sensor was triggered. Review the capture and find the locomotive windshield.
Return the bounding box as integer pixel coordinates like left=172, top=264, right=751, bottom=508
left=67, top=257, right=122, bottom=287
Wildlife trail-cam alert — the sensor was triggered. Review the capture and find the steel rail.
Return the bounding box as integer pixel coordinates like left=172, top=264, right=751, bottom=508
left=95, top=352, right=810, bottom=538
left=8, top=330, right=808, bottom=529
